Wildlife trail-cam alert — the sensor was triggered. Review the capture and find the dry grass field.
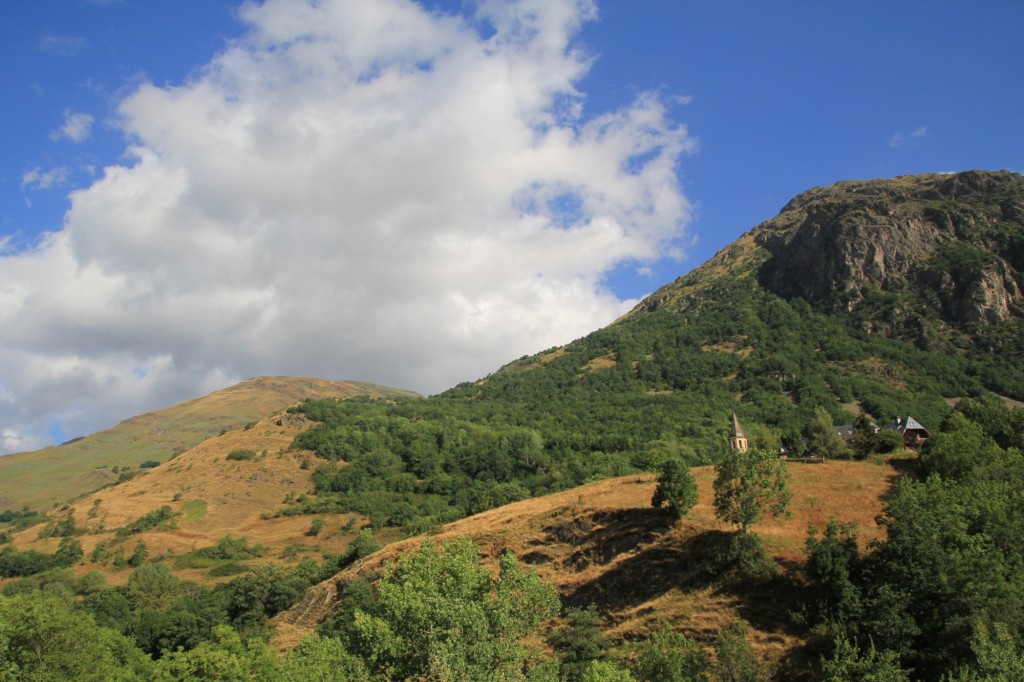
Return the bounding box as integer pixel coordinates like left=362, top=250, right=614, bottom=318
left=274, top=457, right=901, bottom=672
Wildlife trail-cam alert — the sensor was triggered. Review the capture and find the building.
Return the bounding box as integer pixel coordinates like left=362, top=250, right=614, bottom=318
left=890, top=416, right=929, bottom=448
left=729, top=413, right=749, bottom=452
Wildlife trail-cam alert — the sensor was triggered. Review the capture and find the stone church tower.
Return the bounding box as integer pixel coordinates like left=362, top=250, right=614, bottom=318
left=729, top=413, right=749, bottom=452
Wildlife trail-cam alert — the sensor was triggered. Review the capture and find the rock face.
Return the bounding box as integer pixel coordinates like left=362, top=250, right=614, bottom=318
left=753, top=170, right=1024, bottom=331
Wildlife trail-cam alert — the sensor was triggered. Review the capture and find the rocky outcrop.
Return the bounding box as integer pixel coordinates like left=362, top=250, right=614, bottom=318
left=752, top=170, right=1024, bottom=329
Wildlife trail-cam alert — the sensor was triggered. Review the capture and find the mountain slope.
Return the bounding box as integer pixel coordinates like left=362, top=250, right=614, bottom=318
left=0, top=376, right=419, bottom=511
left=436, top=170, right=1024, bottom=450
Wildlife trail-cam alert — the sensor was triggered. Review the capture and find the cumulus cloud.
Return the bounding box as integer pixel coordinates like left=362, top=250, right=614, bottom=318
left=0, top=0, right=693, bottom=453
left=51, top=110, right=95, bottom=143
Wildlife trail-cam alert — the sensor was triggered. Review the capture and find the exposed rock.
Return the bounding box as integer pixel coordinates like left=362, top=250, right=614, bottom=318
left=751, top=170, right=1024, bottom=337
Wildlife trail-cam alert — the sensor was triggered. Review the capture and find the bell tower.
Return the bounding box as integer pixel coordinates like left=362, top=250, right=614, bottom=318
left=729, top=413, right=749, bottom=452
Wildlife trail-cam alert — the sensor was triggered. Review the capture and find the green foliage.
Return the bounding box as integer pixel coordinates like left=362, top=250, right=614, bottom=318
left=806, top=406, right=849, bottom=459
left=344, top=536, right=559, bottom=680
left=0, top=547, right=58, bottom=578
left=581, top=659, right=636, bottom=682
left=693, top=531, right=777, bottom=587
left=345, top=528, right=382, bottom=563
left=52, top=537, right=83, bottom=567
left=36, top=511, right=78, bottom=539
left=714, top=620, right=773, bottom=682
left=804, top=521, right=864, bottom=644
left=275, top=634, right=370, bottom=681
left=114, top=505, right=177, bottom=539
left=127, top=562, right=182, bottom=611
left=651, top=458, right=698, bottom=520
left=226, top=449, right=257, bottom=461
left=155, top=624, right=275, bottom=681
left=190, top=535, right=265, bottom=562
left=0, top=591, right=155, bottom=681
left=625, top=627, right=709, bottom=682
left=305, top=518, right=325, bottom=537
left=548, top=605, right=612, bottom=681
left=713, top=448, right=791, bottom=533
left=819, top=637, right=911, bottom=682
left=956, top=620, right=1024, bottom=681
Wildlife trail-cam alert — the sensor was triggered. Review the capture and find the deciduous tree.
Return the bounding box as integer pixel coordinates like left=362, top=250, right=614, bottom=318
left=713, top=448, right=790, bottom=533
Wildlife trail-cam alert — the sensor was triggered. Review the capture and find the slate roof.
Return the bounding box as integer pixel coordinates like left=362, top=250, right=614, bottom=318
left=730, top=413, right=746, bottom=439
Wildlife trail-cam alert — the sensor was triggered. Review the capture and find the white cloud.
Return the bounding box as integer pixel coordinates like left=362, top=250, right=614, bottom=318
left=0, top=0, right=694, bottom=454
left=51, top=110, right=95, bottom=143
left=21, top=166, right=69, bottom=193
left=38, top=34, right=87, bottom=56
left=911, top=126, right=928, bottom=138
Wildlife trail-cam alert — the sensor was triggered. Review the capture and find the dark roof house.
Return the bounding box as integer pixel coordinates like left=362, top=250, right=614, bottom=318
left=889, top=416, right=929, bottom=446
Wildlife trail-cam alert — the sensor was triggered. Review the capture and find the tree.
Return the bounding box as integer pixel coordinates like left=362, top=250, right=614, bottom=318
left=819, top=637, right=910, bottom=682
left=347, top=536, right=559, bottom=680
left=627, top=627, right=709, bottom=682
left=548, top=605, right=612, bottom=681
left=276, top=634, right=370, bottom=681
left=806, top=406, right=849, bottom=459
left=127, top=540, right=148, bottom=568
left=53, top=537, right=83, bottom=567
left=0, top=591, right=154, bottom=681
left=651, top=458, right=699, bottom=520
left=714, top=620, right=773, bottom=682
left=713, top=448, right=791, bottom=533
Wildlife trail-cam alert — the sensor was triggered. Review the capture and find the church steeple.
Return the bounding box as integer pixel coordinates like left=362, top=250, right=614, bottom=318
left=729, top=413, right=749, bottom=452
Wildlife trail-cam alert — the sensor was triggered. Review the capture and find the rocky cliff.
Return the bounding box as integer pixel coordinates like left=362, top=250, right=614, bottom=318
left=753, top=170, right=1024, bottom=331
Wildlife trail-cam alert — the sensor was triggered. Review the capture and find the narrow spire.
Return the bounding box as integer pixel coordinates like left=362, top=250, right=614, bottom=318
left=729, top=413, right=749, bottom=452
left=730, top=412, right=746, bottom=439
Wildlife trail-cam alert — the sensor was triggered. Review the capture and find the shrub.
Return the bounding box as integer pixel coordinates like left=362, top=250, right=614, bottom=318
left=226, top=449, right=257, bottom=461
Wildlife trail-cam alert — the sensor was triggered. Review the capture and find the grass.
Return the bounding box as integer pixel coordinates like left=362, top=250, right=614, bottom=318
left=181, top=499, right=208, bottom=524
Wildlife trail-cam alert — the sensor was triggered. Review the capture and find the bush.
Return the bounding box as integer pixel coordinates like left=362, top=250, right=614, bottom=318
left=226, top=449, right=257, bottom=461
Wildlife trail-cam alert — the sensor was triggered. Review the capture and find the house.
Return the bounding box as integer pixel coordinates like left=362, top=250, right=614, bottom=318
left=889, top=416, right=929, bottom=448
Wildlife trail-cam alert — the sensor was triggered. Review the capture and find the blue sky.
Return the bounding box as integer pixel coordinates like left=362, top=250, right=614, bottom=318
left=1, top=0, right=1022, bottom=452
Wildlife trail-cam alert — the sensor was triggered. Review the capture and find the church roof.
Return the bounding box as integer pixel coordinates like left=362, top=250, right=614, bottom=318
left=730, top=413, right=747, bottom=439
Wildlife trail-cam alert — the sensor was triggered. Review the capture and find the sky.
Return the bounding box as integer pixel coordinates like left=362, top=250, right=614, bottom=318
left=1, top=0, right=1022, bottom=454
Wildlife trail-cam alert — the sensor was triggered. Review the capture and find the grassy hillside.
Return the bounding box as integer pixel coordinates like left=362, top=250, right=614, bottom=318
left=4, top=406, right=406, bottom=587
left=0, top=376, right=419, bottom=512
left=274, top=457, right=901, bottom=675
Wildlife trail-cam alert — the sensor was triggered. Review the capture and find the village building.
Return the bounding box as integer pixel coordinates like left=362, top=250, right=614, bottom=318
left=729, top=413, right=749, bottom=452
left=890, top=416, right=930, bottom=448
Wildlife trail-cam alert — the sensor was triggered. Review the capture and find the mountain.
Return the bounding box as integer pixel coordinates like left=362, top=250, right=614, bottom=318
left=432, top=170, right=1024, bottom=452
left=0, top=376, right=420, bottom=512
left=645, top=169, right=1024, bottom=353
